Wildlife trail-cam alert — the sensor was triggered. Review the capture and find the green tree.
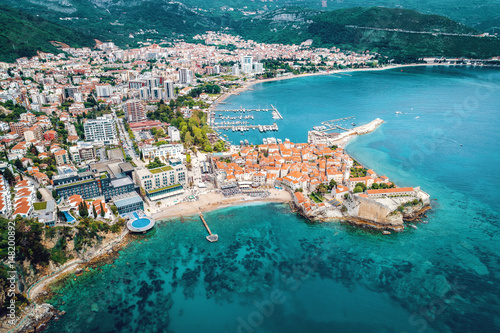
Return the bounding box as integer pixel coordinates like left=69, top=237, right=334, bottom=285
left=328, top=179, right=337, bottom=191
left=36, top=190, right=42, bottom=200
left=14, top=158, right=23, bottom=170
left=353, top=186, right=364, bottom=193
left=79, top=202, right=88, bottom=217
left=92, top=204, right=97, bottom=218
left=100, top=202, right=105, bottom=217
left=2, top=168, right=15, bottom=186
left=355, top=182, right=367, bottom=191
left=316, top=183, right=328, bottom=194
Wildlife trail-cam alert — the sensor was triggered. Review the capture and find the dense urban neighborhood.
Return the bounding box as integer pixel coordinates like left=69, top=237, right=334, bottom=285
left=0, top=31, right=406, bottom=227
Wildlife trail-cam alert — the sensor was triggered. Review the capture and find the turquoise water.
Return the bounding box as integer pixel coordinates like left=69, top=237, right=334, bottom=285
left=63, top=211, right=75, bottom=224
left=46, top=67, right=500, bottom=332
left=131, top=218, right=151, bottom=228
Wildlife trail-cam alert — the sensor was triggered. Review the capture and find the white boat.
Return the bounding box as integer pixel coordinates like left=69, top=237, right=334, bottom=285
left=395, top=111, right=403, bottom=114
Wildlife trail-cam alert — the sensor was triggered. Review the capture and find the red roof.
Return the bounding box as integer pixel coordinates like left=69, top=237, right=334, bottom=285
left=366, top=187, right=414, bottom=194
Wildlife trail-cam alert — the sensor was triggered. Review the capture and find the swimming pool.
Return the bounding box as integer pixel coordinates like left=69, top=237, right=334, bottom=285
left=132, top=212, right=139, bottom=219
left=131, top=218, right=151, bottom=228
left=63, top=211, right=76, bottom=223
left=127, top=216, right=155, bottom=232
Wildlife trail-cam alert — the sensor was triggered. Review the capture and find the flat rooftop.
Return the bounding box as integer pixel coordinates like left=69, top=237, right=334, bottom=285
left=114, top=192, right=143, bottom=208
left=110, top=176, right=134, bottom=188
left=149, top=165, right=173, bottom=174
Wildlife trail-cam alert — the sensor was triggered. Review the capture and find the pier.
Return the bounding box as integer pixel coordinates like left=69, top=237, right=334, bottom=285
left=199, top=212, right=218, bottom=242
left=215, top=104, right=279, bottom=113
left=211, top=123, right=279, bottom=132
left=313, top=116, right=355, bottom=132
left=210, top=104, right=282, bottom=132
left=211, top=104, right=283, bottom=121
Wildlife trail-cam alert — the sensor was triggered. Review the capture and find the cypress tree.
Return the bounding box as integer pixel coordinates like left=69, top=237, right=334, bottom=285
left=100, top=202, right=105, bottom=217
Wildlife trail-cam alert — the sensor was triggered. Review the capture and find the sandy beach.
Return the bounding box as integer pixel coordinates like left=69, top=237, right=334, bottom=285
left=211, top=63, right=452, bottom=109
left=152, top=188, right=292, bottom=221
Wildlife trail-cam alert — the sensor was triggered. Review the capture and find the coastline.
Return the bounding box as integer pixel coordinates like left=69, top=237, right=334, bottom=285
left=211, top=63, right=452, bottom=109
left=8, top=191, right=293, bottom=333
left=152, top=188, right=292, bottom=221
left=6, top=229, right=130, bottom=333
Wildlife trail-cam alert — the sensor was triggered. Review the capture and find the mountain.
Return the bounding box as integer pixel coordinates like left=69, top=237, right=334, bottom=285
left=0, top=4, right=95, bottom=62
left=306, top=7, right=500, bottom=59
left=185, top=0, right=500, bottom=33
left=232, top=7, right=500, bottom=59
left=0, top=1, right=498, bottom=61
left=0, top=0, right=223, bottom=47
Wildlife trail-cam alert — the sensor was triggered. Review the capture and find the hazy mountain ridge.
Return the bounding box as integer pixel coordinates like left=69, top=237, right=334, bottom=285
left=0, top=0, right=498, bottom=62
left=0, top=4, right=95, bottom=62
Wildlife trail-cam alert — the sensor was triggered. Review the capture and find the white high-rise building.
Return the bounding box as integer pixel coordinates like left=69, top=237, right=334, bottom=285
left=232, top=64, right=240, bottom=76
left=168, top=126, right=181, bottom=142
left=241, top=55, right=253, bottom=74
left=95, top=84, right=112, bottom=98
left=164, top=81, right=174, bottom=100
left=84, top=115, right=117, bottom=145
left=253, top=62, right=264, bottom=74
left=179, top=68, right=192, bottom=85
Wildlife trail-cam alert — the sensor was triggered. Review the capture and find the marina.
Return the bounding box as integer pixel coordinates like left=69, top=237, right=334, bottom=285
left=312, top=116, right=355, bottom=132
left=211, top=123, right=279, bottom=132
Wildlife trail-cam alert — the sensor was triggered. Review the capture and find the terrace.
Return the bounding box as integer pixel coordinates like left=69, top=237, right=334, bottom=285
left=56, top=178, right=96, bottom=189
left=149, top=166, right=173, bottom=174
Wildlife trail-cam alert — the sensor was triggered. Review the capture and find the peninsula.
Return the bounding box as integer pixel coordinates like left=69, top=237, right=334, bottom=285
left=0, top=28, right=439, bottom=333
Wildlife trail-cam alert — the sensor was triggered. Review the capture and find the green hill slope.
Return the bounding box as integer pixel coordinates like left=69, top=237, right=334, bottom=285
left=0, top=5, right=95, bottom=62
left=307, top=7, right=500, bottom=59
left=230, top=7, right=499, bottom=59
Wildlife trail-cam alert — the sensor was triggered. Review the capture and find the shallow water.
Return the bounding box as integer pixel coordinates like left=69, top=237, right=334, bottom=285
left=46, top=67, right=500, bottom=333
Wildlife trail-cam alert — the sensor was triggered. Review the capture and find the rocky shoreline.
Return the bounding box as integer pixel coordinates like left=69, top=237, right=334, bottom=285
left=2, top=231, right=133, bottom=333
left=292, top=200, right=432, bottom=233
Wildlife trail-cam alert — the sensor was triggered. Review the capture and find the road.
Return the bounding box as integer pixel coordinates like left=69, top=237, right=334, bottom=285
left=111, top=104, right=143, bottom=167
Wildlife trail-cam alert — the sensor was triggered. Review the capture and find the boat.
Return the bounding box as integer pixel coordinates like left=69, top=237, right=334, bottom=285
left=382, top=231, right=391, bottom=235
left=244, top=139, right=249, bottom=145
left=409, top=224, right=418, bottom=229
left=263, top=138, right=268, bottom=144
left=240, top=140, right=244, bottom=145
left=415, top=116, right=419, bottom=119
left=351, top=122, right=356, bottom=126
left=395, top=111, right=403, bottom=114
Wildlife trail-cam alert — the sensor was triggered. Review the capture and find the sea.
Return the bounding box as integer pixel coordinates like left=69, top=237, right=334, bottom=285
left=45, top=66, right=500, bottom=333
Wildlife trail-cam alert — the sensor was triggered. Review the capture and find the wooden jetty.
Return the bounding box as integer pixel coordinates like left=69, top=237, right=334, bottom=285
left=199, top=212, right=218, bottom=242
